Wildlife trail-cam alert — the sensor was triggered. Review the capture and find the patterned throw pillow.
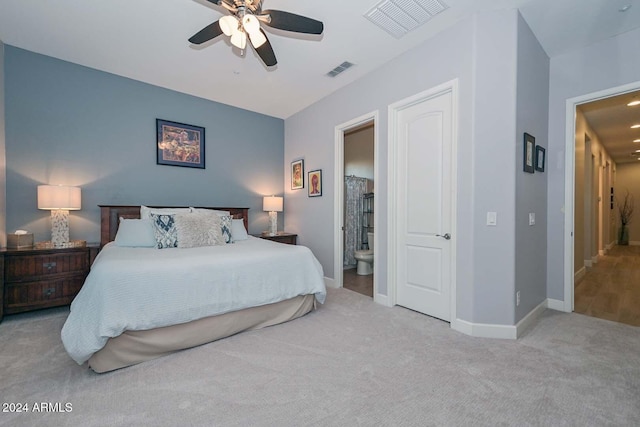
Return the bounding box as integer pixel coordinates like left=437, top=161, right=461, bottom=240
left=150, top=213, right=178, bottom=249
left=219, top=215, right=233, bottom=244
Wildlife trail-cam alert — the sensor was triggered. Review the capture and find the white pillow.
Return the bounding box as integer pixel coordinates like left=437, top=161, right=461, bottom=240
left=140, top=205, right=192, bottom=220
left=174, top=212, right=225, bottom=248
left=190, top=207, right=231, bottom=217
left=114, top=218, right=157, bottom=247
left=231, top=218, right=249, bottom=241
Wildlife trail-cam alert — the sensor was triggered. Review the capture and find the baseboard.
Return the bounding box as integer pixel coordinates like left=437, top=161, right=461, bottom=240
left=451, top=319, right=517, bottom=339
left=324, top=276, right=337, bottom=289
left=546, top=298, right=565, bottom=311
left=374, top=293, right=392, bottom=307
left=591, top=255, right=598, bottom=264
left=629, top=241, right=640, bottom=246
left=451, top=299, right=549, bottom=340
left=606, top=242, right=615, bottom=251
left=575, top=266, right=586, bottom=283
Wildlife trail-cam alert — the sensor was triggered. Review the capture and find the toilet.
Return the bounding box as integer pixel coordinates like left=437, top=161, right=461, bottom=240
left=354, top=232, right=374, bottom=275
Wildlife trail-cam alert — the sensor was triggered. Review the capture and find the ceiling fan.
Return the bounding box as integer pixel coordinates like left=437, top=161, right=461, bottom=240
left=189, top=0, right=324, bottom=67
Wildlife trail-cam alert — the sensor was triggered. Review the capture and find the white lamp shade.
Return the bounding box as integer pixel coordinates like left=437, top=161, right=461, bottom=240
left=263, top=196, right=283, bottom=212
left=219, top=15, right=238, bottom=37
left=37, top=185, right=81, bottom=210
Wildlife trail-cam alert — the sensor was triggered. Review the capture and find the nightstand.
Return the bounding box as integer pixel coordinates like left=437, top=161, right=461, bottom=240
left=0, top=244, right=99, bottom=323
left=255, top=232, right=298, bottom=245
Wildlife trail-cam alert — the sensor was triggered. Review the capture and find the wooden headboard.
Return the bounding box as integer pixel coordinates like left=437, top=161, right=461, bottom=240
left=99, top=205, right=250, bottom=247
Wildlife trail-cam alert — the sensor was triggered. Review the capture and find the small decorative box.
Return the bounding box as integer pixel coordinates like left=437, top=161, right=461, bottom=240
left=7, top=233, right=34, bottom=249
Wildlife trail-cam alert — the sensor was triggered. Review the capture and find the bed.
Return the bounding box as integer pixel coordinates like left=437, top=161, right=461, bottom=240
left=61, top=205, right=326, bottom=373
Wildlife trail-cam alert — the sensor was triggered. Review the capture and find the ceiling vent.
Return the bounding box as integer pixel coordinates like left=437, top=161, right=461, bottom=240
left=365, top=0, right=449, bottom=38
left=326, top=61, right=355, bottom=78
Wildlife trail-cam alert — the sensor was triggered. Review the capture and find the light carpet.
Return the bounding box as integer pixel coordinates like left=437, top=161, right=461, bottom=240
left=1, top=288, right=639, bottom=426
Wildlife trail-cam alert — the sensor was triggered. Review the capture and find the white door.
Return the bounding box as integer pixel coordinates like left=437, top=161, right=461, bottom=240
left=395, top=89, right=453, bottom=321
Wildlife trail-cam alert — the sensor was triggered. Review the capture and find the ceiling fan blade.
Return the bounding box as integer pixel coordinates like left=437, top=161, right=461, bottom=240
left=252, top=29, right=277, bottom=67
left=188, top=21, right=224, bottom=44
left=259, top=10, right=324, bottom=34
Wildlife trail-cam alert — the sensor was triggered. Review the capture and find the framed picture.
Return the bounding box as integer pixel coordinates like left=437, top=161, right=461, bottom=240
left=156, top=119, right=205, bottom=169
left=535, top=145, right=546, bottom=172
left=308, top=170, right=322, bottom=197
left=523, top=133, right=535, bottom=173
left=291, top=159, right=304, bottom=190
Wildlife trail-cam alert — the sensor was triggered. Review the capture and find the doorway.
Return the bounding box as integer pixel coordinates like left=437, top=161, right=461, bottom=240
left=343, top=123, right=375, bottom=297
left=565, top=82, right=640, bottom=325
left=333, top=111, right=379, bottom=300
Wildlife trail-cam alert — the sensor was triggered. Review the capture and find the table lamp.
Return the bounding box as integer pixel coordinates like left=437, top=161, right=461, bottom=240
left=37, top=185, right=81, bottom=247
left=263, top=196, right=283, bottom=236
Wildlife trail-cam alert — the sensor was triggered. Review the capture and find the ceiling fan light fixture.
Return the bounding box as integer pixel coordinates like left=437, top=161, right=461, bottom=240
left=230, top=29, right=247, bottom=49
left=219, top=15, right=238, bottom=37
left=242, top=15, right=260, bottom=33
left=249, top=30, right=267, bottom=48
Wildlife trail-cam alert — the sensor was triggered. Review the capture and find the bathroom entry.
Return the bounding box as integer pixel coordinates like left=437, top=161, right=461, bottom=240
left=343, top=122, right=375, bottom=297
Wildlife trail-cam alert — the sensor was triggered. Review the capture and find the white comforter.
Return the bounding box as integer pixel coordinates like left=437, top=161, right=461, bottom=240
left=61, top=237, right=326, bottom=364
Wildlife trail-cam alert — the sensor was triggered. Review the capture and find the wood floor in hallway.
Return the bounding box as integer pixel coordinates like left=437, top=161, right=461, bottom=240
left=575, top=245, right=640, bottom=327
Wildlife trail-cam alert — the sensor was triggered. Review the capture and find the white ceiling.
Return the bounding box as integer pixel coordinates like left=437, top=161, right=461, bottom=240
left=0, top=0, right=639, bottom=163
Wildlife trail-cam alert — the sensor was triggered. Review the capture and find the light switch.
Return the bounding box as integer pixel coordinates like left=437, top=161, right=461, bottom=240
left=529, top=213, right=535, bottom=225
left=487, top=212, right=497, bottom=226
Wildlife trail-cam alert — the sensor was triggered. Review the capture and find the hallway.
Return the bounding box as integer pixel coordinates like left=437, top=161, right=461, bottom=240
left=575, top=245, right=640, bottom=327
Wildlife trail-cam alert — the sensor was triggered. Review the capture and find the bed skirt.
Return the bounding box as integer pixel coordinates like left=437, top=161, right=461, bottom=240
left=88, top=294, right=315, bottom=373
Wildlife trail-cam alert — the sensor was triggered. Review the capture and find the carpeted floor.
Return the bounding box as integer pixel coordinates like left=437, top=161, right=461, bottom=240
left=1, top=287, right=639, bottom=426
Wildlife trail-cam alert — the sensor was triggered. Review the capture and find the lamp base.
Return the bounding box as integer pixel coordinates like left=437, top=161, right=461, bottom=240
left=269, top=211, right=278, bottom=236
left=51, top=210, right=70, bottom=247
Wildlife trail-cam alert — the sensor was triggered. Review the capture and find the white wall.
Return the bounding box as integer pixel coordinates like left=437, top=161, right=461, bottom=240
left=286, top=9, right=530, bottom=326
left=0, top=40, right=6, bottom=247
left=547, top=27, right=640, bottom=301
left=285, top=14, right=476, bottom=319
left=573, top=109, right=615, bottom=273
left=344, top=125, right=374, bottom=182
left=514, top=13, right=549, bottom=323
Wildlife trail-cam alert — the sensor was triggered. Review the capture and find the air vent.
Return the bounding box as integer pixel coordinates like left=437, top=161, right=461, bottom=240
left=365, top=0, right=448, bottom=39
left=326, top=61, right=355, bottom=78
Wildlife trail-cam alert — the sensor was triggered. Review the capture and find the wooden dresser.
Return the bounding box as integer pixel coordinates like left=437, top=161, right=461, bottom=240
left=0, top=245, right=99, bottom=323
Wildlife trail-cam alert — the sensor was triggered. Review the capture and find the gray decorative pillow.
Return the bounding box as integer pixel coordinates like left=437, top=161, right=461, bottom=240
left=150, top=213, right=178, bottom=249
left=175, top=212, right=225, bottom=248
left=219, top=215, right=233, bottom=243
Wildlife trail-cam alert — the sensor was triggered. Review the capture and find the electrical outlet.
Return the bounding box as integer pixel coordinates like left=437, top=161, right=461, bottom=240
left=516, top=291, right=521, bottom=307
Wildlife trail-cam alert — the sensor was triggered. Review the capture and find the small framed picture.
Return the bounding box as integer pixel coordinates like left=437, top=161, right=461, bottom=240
left=156, top=119, right=205, bottom=169
left=535, top=145, right=546, bottom=172
left=523, top=133, right=535, bottom=174
left=308, top=170, right=322, bottom=197
left=291, top=159, right=304, bottom=190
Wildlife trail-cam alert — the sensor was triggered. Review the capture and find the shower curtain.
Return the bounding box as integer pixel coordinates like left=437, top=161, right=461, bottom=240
left=344, top=176, right=368, bottom=266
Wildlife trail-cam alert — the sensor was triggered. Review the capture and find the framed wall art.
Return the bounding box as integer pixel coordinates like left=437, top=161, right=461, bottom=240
left=523, top=132, right=535, bottom=174
left=291, top=159, right=304, bottom=190
left=535, top=145, right=546, bottom=172
left=156, top=119, right=205, bottom=169
left=308, top=169, right=322, bottom=197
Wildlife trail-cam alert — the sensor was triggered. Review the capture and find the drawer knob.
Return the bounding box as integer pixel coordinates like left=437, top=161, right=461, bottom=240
left=44, top=288, right=55, bottom=297
left=43, top=262, right=57, bottom=270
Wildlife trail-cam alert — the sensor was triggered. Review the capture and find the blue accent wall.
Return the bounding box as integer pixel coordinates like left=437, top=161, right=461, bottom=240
left=4, top=46, right=284, bottom=243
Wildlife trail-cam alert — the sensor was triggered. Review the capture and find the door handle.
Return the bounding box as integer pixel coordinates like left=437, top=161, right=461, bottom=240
left=436, top=233, right=451, bottom=240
